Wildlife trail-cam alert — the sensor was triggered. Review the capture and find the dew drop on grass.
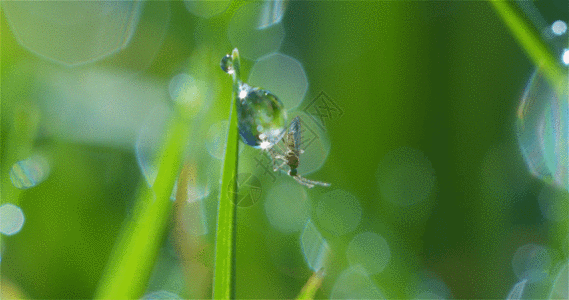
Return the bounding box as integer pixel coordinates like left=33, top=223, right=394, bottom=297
left=221, top=49, right=287, bottom=149
left=300, top=219, right=330, bottom=272
left=0, top=204, right=25, bottom=236
left=236, top=83, right=287, bottom=149
left=346, top=232, right=390, bottom=275
left=511, top=243, right=551, bottom=283
left=10, top=155, right=50, bottom=189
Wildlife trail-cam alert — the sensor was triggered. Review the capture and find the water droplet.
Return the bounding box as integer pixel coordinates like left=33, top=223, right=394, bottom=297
left=237, top=84, right=287, bottom=149
left=300, top=220, right=330, bottom=272
left=0, top=204, right=25, bottom=236
left=517, top=70, right=569, bottom=190
left=10, top=155, right=50, bottom=189
left=220, top=54, right=233, bottom=74
left=548, top=261, right=568, bottom=299
left=511, top=243, right=551, bottom=283
left=221, top=49, right=287, bottom=149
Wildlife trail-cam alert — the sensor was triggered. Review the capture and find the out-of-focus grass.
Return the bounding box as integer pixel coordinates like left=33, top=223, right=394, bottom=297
left=490, top=1, right=568, bottom=95
left=94, top=114, right=190, bottom=299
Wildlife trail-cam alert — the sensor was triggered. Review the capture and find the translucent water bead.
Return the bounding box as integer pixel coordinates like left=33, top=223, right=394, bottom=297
left=221, top=48, right=287, bottom=149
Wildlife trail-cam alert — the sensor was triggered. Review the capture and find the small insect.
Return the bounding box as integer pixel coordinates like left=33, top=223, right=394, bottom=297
left=268, top=116, right=331, bottom=188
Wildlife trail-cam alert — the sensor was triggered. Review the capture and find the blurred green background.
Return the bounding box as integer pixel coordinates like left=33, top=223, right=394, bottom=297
left=1, top=1, right=568, bottom=299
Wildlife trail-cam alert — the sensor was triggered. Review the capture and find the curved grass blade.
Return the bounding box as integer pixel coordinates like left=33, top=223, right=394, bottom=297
left=548, top=261, right=568, bottom=300
left=212, top=49, right=240, bottom=300
left=296, top=269, right=325, bottom=300
left=489, top=0, right=567, bottom=95
left=95, top=115, right=189, bottom=299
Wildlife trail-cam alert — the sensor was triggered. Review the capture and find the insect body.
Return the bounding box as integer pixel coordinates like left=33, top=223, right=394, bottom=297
left=268, top=117, right=331, bottom=188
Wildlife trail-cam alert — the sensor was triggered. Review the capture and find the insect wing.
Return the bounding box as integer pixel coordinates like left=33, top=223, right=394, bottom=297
left=289, top=116, right=301, bottom=154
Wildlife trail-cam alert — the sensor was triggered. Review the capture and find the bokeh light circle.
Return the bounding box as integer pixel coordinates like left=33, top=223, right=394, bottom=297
left=331, top=265, right=385, bottom=299
left=264, top=181, right=310, bottom=233
left=511, top=243, right=551, bottom=283
left=0, top=204, right=25, bottom=236
left=377, top=147, right=436, bottom=206
left=2, top=1, right=142, bottom=66
left=227, top=2, right=285, bottom=60
left=248, top=53, right=308, bottom=111
left=346, top=232, right=390, bottom=274
left=551, top=20, right=567, bottom=36
left=10, top=155, right=50, bottom=190
left=314, top=189, right=362, bottom=236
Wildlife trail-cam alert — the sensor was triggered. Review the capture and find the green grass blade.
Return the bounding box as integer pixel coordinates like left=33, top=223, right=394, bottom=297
left=94, top=115, right=189, bottom=299
left=212, top=80, right=239, bottom=299
left=296, top=270, right=325, bottom=300
left=489, top=0, right=568, bottom=95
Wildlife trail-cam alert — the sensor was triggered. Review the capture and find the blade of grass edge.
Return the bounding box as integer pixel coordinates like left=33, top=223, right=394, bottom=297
left=489, top=0, right=568, bottom=96
left=296, top=270, right=325, bottom=300
left=212, top=85, right=239, bottom=299
left=94, top=115, right=189, bottom=299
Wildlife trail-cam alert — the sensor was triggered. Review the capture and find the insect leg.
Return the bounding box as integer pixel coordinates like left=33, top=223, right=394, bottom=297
left=295, top=175, right=331, bottom=188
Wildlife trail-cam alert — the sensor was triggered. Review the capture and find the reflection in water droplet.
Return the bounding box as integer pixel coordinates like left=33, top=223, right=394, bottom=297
left=248, top=53, right=308, bottom=111
left=346, top=232, right=390, bottom=275
left=0, top=204, right=25, bottom=236
left=264, top=181, right=310, bottom=233
left=506, top=279, right=527, bottom=300
left=538, top=185, right=569, bottom=222
left=142, top=290, right=181, bottom=300
left=10, top=155, right=50, bottom=189
left=257, top=0, right=288, bottom=29
left=184, top=0, right=231, bottom=19
left=331, top=265, right=385, bottom=299
left=511, top=244, right=551, bottom=283
left=314, top=189, right=362, bottom=236
left=377, top=147, right=436, bottom=206
left=227, top=2, right=285, bottom=60
left=563, top=49, right=569, bottom=65
left=517, top=70, right=569, bottom=190
left=300, top=220, right=330, bottom=272
left=236, top=83, right=287, bottom=149
left=220, top=54, right=233, bottom=74
left=221, top=49, right=287, bottom=149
